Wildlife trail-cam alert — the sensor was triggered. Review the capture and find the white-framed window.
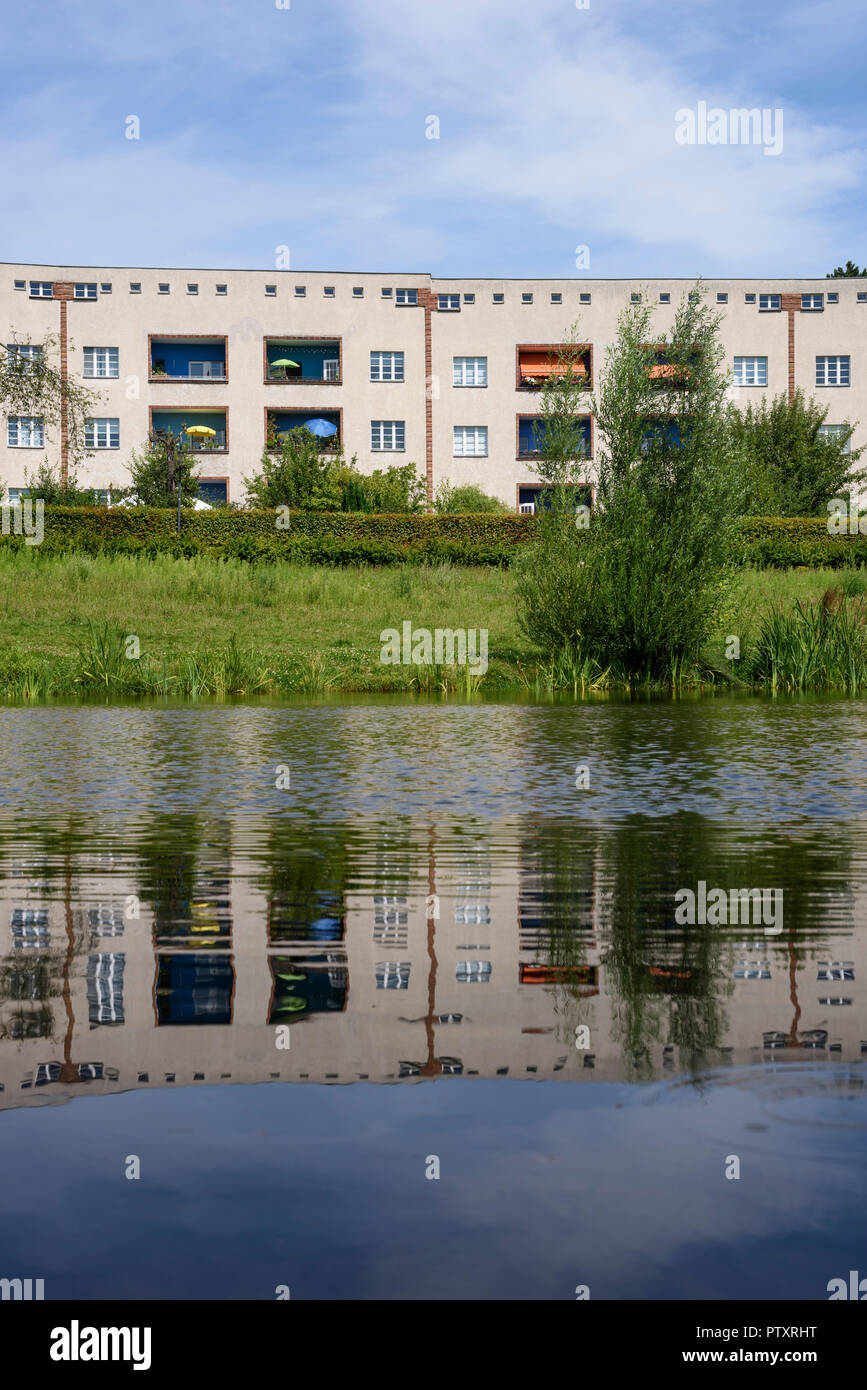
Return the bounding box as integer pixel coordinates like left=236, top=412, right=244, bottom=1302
left=13, top=279, right=25, bottom=291
left=371, top=420, right=405, bottom=451
left=6, top=344, right=41, bottom=370
left=265, top=284, right=276, bottom=296
left=453, top=426, right=488, bottom=456
left=438, top=293, right=460, bottom=311
left=522, top=292, right=533, bottom=304
left=802, top=293, right=823, bottom=311
left=581, top=292, right=592, bottom=303
left=453, top=356, right=487, bottom=387
left=29, top=281, right=53, bottom=298
left=370, top=351, right=404, bottom=382
left=323, top=358, right=339, bottom=381
left=492, top=292, right=504, bottom=304
left=630, top=292, right=641, bottom=303
left=85, top=417, right=120, bottom=449
left=744, top=293, right=756, bottom=303
left=395, top=288, right=417, bottom=305
left=158, top=283, right=170, bottom=294
left=759, top=293, right=781, bottom=311
left=858, top=292, right=867, bottom=304
left=352, top=286, right=364, bottom=298
left=827, top=292, right=839, bottom=303
left=818, top=424, right=851, bottom=454
left=188, top=360, right=223, bottom=378
left=381, top=287, right=393, bottom=298
left=733, top=355, right=768, bottom=387
left=74, top=282, right=97, bottom=299
left=551, top=292, right=562, bottom=303
left=463, top=293, right=475, bottom=304
left=7, top=416, right=44, bottom=448
left=816, top=355, right=850, bottom=386
left=100, top=282, right=112, bottom=294
left=216, top=284, right=227, bottom=295
left=130, top=282, right=141, bottom=294
left=83, top=347, right=119, bottom=379
left=187, top=283, right=198, bottom=295
left=324, top=286, right=335, bottom=298
left=294, top=285, right=306, bottom=297
left=717, top=292, right=728, bottom=303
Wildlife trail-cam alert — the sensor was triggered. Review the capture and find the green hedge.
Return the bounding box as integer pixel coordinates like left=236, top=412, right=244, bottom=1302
left=1, top=507, right=866, bottom=567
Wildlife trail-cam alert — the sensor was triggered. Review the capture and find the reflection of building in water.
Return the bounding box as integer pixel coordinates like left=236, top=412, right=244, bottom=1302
left=0, top=830, right=865, bottom=1110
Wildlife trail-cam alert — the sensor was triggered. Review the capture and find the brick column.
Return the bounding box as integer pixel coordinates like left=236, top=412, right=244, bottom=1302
left=780, top=293, right=801, bottom=404
left=419, top=290, right=437, bottom=506
left=53, top=282, right=74, bottom=483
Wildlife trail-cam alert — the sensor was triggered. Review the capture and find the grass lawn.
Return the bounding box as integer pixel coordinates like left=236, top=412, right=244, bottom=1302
left=0, top=550, right=856, bottom=698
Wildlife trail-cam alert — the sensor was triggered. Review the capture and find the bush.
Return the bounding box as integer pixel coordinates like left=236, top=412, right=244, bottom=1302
left=433, top=482, right=508, bottom=514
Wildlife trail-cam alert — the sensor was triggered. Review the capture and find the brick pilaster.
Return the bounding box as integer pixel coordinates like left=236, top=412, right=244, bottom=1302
left=780, top=293, right=801, bottom=404
left=418, top=289, right=437, bottom=507
left=53, top=282, right=74, bottom=483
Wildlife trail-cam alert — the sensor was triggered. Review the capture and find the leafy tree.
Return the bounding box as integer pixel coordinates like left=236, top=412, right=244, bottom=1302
left=433, top=481, right=508, bottom=513
left=727, top=389, right=866, bottom=516
left=517, top=283, right=738, bottom=682
left=0, top=333, right=102, bottom=467
left=23, top=461, right=112, bottom=506
left=126, top=432, right=202, bottom=508
left=826, top=261, right=867, bottom=278
left=243, top=427, right=345, bottom=510
left=358, top=462, right=427, bottom=513
left=534, top=323, right=593, bottom=493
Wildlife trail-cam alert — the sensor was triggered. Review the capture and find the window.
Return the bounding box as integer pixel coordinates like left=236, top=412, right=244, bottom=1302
left=463, top=293, right=475, bottom=304
left=83, top=347, right=119, bottom=378
left=74, top=283, right=97, bottom=299
left=188, top=361, right=224, bottom=378
left=439, top=294, right=460, bottom=311
left=858, top=292, right=867, bottom=304
left=827, top=292, right=839, bottom=303
left=493, top=292, right=504, bottom=304
left=522, top=292, right=533, bottom=304
left=818, top=424, right=851, bottom=454
left=733, top=356, right=768, bottom=387
left=801, top=293, right=823, bottom=311
left=85, top=417, right=120, bottom=449
left=370, top=350, right=404, bottom=382
left=130, top=282, right=141, bottom=293
left=324, top=286, right=335, bottom=297
left=216, top=284, right=227, bottom=295
left=659, top=293, right=670, bottom=303
left=580, top=292, right=592, bottom=304
left=6, top=344, right=41, bottom=369
left=371, top=420, right=405, bottom=451
left=187, top=283, right=198, bottom=295
left=453, top=356, right=487, bottom=387
left=631, top=293, right=641, bottom=303
left=745, top=293, right=756, bottom=303
left=265, top=285, right=276, bottom=296
left=551, top=292, right=562, bottom=304
left=7, top=417, right=44, bottom=448
left=158, top=283, right=170, bottom=294
left=100, top=282, right=112, bottom=294
left=688, top=290, right=700, bottom=301
left=294, top=285, right=306, bottom=297
left=395, top=288, right=417, bottom=305
left=453, top=426, right=488, bottom=456
left=816, top=355, right=850, bottom=386
left=717, top=292, right=728, bottom=303
left=352, top=286, right=364, bottom=298
left=323, top=358, right=339, bottom=381
left=13, top=279, right=25, bottom=291
left=759, top=293, right=781, bottom=311
left=381, top=288, right=392, bottom=298
left=29, top=281, right=53, bottom=298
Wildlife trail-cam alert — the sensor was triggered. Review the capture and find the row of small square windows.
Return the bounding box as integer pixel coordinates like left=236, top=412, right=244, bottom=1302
left=13, top=281, right=857, bottom=310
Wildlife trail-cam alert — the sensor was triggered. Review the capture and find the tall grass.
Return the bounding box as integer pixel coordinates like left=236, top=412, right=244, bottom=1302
left=748, top=589, right=867, bottom=692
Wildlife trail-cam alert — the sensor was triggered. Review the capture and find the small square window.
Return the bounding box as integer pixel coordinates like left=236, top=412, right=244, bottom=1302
left=659, top=293, right=670, bottom=303
left=158, top=283, right=170, bottom=294
left=551, top=292, right=562, bottom=304
left=130, top=282, right=141, bottom=293
left=13, top=280, right=25, bottom=291
left=353, top=286, right=364, bottom=298
left=827, top=292, right=839, bottom=304
left=522, top=292, right=533, bottom=304
left=580, top=292, right=591, bottom=304
left=717, top=292, right=728, bottom=303
left=265, top=285, right=277, bottom=296
left=324, top=286, right=335, bottom=297
left=381, top=288, right=393, bottom=298
left=493, top=293, right=504, bottom=304
left=745, top=293, right=756, bottom=303
left=463, top=293, right=475, bottom=304
left=294, top=285, right=306, bottom=297
left=100, top=282, right=112, bottom=294
left=857, top=292, right=867, bottom=304
left=216, top=284, right=227, bottom=295
left=187, top=283, right=198, bottom=295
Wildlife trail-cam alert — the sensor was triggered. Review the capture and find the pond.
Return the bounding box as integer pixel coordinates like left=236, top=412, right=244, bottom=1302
left=0, top=696, right=864, bottom=1299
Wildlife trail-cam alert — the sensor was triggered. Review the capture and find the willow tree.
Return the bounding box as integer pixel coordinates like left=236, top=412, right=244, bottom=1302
left=0, top=333, right=101, bottom=466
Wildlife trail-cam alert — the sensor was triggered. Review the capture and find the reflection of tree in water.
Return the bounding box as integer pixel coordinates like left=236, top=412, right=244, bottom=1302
left=520, top=823, right=597, bottom=1048
left=134, top=816, right=206, bottom=937
left=253, top=820, right=355, bottom=946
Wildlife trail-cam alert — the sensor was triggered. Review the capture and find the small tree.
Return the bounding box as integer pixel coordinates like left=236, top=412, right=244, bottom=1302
left=433, top=481, right=507, bottom=513
left=535, top=323, right=592, bottom=495
left=0, top=333, right=101, bottom=466
left=23, top=461, right=112, bottom=506
left=243, top=427, right=345, bottom=510
left=359, top=462, right=427, bottom=513
left=127, top=432, right=202, bottom=508
left=826, top=261, right=867, bottom=278
left=728, top=389, right=866, bottom=516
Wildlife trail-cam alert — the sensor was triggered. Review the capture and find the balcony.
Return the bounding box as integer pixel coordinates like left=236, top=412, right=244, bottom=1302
left=151, top=409, right=228, bottom=452
left=517, top=415, right=591, bottom=459
left=517, top=345, right=591, bottom=391
left=150, top=337, right=227, bottom=381
left=265, top=338, right=341, bottom=384
left=645, top=346, right=698, bottom=388
left=266, top=409, right=341, bottom=452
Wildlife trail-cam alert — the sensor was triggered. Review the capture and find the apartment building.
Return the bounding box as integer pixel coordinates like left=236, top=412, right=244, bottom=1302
left=2, top=265, right=864, bottom=508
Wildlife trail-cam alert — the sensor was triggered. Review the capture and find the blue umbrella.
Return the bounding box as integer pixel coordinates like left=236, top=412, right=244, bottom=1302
left=303, top=418, right=338, bottom=437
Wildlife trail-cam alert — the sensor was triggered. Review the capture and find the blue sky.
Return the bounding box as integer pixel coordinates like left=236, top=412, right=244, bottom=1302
left=2, top=0, right=865, bottom=277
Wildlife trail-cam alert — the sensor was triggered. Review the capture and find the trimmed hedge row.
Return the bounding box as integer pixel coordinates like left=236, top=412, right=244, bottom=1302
left=1, top=507, right=866, bottom=567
